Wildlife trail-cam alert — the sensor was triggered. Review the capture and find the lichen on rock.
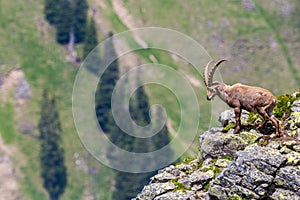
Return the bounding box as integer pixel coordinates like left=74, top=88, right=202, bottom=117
left=134, top=92, right=300, bottom=200
left=199, top=127, right=263, bottom=159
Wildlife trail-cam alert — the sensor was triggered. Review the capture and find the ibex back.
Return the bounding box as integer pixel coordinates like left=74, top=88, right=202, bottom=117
left=203, top=59, right=280, bottom=136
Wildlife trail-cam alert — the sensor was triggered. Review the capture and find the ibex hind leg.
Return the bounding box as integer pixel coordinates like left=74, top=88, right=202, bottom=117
left=266, top=107, right=280, bottom=136
left=256, top=107, right=270, bottom=130
left=256, top=106, right=280, bottom=136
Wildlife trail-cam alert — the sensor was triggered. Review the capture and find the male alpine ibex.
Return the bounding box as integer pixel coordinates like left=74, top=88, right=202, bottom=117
left=203, top=59, right=280, bottom=136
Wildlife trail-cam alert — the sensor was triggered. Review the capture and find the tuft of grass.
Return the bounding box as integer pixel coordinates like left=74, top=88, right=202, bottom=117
left=247, top=112, right=263, bottom=124
left=203, top=182, right=210, bottom=191
left=274, top=93, right=300, bottom=120
left=223, top=123, right=236, bottom=132
left=222, top=155, right=234, bottom=161
left=171, top=180, right=191, bottom=191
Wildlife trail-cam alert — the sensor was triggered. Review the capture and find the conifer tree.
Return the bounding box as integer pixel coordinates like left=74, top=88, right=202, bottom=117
left=112, top=86, right=173, bottom=200
left=83, top=18, right=98, bottom=59
left=94, top=34, right=172, bottom=199
left=44, top=0, right=88, bottom=45
left=39, top=90, right=67, bottom=200
left=55, top=0, right=73, bottom=44
left=73, top=0, right=88, bottom=44
left=95, top=32, right=119, bottom=132
left=44, top=0, right=60, bottom=25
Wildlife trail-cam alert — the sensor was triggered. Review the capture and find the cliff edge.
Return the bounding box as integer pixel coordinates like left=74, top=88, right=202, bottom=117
left=134, top=92, right=300, bottom=200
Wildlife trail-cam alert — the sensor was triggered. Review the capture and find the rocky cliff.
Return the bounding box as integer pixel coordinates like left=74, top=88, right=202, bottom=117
left=134, top=93, right=300, bottom=200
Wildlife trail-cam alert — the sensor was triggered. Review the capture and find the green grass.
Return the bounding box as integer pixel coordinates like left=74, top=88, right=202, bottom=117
left=124, top=0, right=299, bottom=95
left=254, top=1, right=300, bottom=86
left=0, top=103, right=18, bottom=143
left=0, top=0, right=114, bottom=199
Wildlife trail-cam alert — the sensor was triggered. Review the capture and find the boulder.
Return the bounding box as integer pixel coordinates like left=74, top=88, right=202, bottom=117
left=209, top=145, right=287, bottom=199
left=199, top=128, right=263, bottom=159
left=218, top=109, right=250, bottom=127
left=274, top=166, right=300, bottom=195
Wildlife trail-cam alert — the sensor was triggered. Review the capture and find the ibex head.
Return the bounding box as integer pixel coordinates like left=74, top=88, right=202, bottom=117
left=203, top=59, right=227, bottom=100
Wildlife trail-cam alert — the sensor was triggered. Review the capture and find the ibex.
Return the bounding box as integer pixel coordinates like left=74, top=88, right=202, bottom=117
left=203, top=59, right=280, bottom=136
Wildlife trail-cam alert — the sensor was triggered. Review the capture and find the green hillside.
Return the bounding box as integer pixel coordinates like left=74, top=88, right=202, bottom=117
left=0, top=0, right=113, bottom=199
left=123, top=0, right=300, bottom=93
left=0, top=0, right=299, bottom=199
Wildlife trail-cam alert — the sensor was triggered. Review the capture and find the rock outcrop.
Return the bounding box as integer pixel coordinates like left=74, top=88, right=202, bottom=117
left=134, top=93, right=300, bottom=200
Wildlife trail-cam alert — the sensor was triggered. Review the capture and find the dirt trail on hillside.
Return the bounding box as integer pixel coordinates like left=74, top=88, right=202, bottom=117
left=0, top=136, right=20, bottom=200
left=112, top=0, right=147, bottom=48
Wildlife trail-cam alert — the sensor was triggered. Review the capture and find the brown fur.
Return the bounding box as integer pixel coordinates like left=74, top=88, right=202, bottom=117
left=204, top=60, right=280, bottom=136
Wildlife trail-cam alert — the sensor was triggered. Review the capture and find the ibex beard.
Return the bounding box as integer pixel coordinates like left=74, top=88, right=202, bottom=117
left=203, top=59, right=280, bottom=136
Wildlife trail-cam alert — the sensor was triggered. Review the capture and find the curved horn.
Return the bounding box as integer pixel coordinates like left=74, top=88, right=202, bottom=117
left=203, top=60, right=213, bottom=87
left=208, top=59, right=227, bottom=86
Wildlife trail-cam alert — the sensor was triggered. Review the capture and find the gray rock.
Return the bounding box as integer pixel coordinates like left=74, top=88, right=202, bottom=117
left=293, top=144, right=300, bottom=152
left=285, top=151, right=300, bottom=166
left=288, top=110, right=300, bottom=130
left=154, top=190, right=193, bottom=200
left=254, top=183, right=269, bottom=196
left=200, top=128, right=262, bottom=159
left=195, top=191, right=210, bottom=200
left=235, top=145, right=286, bottom=168
left=178, top=169, right=214, bottom=189
left=240, top=164, right=273, bottom=190
left=291, top=99, right=300, bottom=112
left=270, top=188, right=300, bottom=200
left=14, top=76, right=31, bottom=102
left=150, top=171, right=176, bottom=183
left=209, top=145, right=286, bottom=199
left=274, top=166, right=300, bottom=195
left=209, top=183, right=260, bottom=200
left=176, top=163, right=193, bottom=172
left=157, top=165, right=183, bottom=178
left=135, top=182, right=176, bottom=200
left=215, top=159, right=231, bottom=168
left=218, top=109, right=250, bottom=127
left=188, top=170, right=214, bottom=185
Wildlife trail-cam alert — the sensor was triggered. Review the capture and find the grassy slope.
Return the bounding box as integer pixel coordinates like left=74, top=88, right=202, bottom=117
left=124, top=0, right=299, bottom=94
left=0, top=0, right=113, bottom=199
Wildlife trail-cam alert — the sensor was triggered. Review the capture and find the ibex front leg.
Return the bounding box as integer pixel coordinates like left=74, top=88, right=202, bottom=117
left=234, top=107, right=241, bottom=134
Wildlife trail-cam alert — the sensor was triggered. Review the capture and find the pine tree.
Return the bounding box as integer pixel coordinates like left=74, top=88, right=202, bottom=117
left=83, top=18, right=98, bottom=60
left=55, top=0, right=73, bottom=44
left=95, top=32, right=119, bottom=132
left=94, top=33, right=172, bottom=199
left=39, top=90, right=67, bottom=200
left=44, top=0, right=61, bottom=25
left=44, top=0, right=88, bottom=45
left=73, top=0, right=88, bottom=44
left=112, top=86, right=173, bottom=200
